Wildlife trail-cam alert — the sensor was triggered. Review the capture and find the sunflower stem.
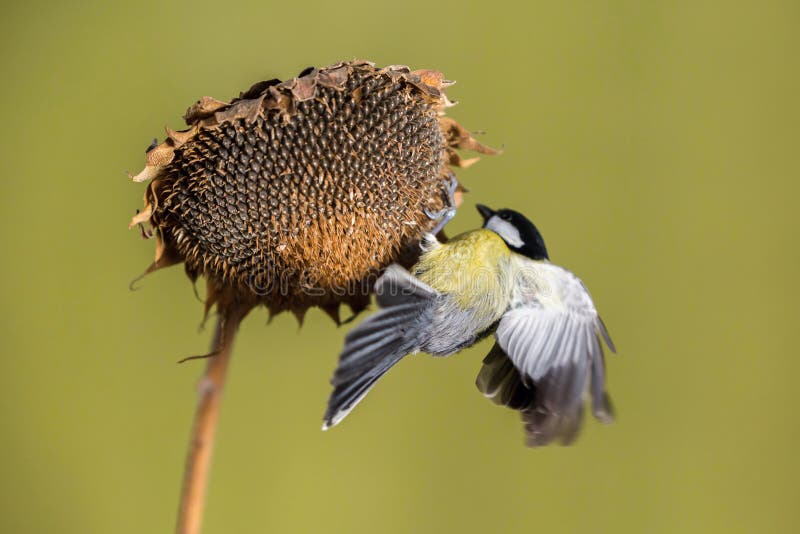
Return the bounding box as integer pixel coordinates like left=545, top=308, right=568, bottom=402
left=176, top=304, right=248, bottom=534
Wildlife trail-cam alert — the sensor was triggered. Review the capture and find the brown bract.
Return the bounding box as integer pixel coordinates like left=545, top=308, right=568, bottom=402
left=129, top=60, right=496, bottom=322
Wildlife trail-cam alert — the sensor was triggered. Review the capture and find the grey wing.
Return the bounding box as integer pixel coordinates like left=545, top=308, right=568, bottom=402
left=487, top=262, right=615, bottom=446
left=476, top=342, right=537, bottom=411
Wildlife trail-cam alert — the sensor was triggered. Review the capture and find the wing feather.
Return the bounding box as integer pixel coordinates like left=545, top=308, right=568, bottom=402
left=484, top=258, right=615, bottom=446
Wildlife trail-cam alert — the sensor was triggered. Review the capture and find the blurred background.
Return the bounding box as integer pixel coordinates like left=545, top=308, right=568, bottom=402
left=1, top=1, right=798, bottom=532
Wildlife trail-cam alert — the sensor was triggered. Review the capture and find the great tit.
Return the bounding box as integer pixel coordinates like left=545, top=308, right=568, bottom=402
left=322, top=204, right=616, bottom=446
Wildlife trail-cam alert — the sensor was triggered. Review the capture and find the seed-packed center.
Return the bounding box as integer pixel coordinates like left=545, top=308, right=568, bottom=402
left=154, top=69, right=445, bottom=300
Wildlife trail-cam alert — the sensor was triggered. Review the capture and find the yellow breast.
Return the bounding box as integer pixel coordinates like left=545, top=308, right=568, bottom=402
left=412, top=229, right=513, bottom=318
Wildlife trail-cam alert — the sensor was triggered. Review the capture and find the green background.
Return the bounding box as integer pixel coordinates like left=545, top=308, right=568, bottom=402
left=2, top=1, right=797, bottom=532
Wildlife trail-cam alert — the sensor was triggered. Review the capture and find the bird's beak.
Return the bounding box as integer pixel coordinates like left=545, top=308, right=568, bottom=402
left=476, top=204, right=495, bottom=222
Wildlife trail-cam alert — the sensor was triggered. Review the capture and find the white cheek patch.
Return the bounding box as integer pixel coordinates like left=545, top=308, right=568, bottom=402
left=486, top=216, right=524, bottom=247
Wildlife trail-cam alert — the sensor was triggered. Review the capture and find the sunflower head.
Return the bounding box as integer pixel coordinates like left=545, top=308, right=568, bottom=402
left=129, top=60, right=496, bottom=322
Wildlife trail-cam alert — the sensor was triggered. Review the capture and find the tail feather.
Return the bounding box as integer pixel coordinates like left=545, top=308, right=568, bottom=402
left=344, top=301, right=422, bottom=339
left=323, top=344, right=406, bottom=430
left=337, top=303, right=422, bottom=368
left=323, top=265, right=438, bottom=429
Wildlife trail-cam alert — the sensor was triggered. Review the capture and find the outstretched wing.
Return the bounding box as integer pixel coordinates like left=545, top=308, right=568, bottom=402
left=484, top=258, right=615, bottom=446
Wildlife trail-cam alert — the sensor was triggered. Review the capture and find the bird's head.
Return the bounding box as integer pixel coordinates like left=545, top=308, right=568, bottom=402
left=477, top=204, right=549, bottom=261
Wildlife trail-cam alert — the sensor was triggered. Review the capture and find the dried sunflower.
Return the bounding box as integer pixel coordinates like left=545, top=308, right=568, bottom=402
left=127, top=59, right=496, bottom=534
left=130, top=60, right=495, bottom=322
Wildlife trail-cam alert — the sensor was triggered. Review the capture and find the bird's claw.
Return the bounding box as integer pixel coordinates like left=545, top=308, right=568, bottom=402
left=425, top=173, right=459, bottom=235
left=442, top=172, right=459, bottom=203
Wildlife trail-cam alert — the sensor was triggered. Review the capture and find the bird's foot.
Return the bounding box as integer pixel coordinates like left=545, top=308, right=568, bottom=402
left=424, top=173, right=459, bottom=235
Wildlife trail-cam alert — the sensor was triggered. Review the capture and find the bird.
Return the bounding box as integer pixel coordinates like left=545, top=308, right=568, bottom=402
left=322, top=204, right=616, bottom=446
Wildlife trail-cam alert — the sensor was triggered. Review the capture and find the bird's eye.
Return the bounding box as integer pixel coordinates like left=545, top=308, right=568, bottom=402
left=500, top=213, right=511, bottom=221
